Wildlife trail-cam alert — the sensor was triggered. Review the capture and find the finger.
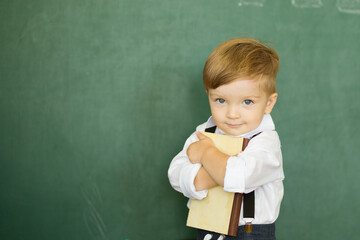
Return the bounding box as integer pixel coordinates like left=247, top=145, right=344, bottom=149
left=196, top=131, right=206, bottom=140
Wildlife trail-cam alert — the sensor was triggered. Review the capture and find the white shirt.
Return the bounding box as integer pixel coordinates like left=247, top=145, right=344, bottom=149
left=168, top=114, right=284, bottom=225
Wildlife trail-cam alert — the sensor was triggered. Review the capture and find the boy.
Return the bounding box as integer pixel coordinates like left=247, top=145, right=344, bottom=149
left=168, top=38, right=284, bottom=240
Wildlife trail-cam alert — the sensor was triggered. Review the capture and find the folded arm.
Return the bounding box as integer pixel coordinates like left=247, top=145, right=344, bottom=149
left=188, top=131, right=284, bottom=193
left=168, top=131, right=211, bottom=200
left=187, top=132, right=230, bottom=187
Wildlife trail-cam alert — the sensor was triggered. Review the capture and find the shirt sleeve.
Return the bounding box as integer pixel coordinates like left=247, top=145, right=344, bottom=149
left=168, top=130, right=208, bottom=200
left=223, top=131, right=284, bottom=193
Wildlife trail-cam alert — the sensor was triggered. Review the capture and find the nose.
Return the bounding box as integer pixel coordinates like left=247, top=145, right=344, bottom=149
left=226, top=105, right=240, bottom=119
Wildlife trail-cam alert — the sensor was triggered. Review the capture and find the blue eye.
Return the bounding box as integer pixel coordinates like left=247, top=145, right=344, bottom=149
left=243, top=99, right=253, bottom=105
left=215, top=98, right=226, bottom=104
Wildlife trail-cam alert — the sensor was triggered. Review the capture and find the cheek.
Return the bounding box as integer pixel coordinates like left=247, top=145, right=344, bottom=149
left=210, top=106, right=224, bottom=120
left=244, top=109, right=261, bottom=121
left=252, top=109, right=266, bottom=123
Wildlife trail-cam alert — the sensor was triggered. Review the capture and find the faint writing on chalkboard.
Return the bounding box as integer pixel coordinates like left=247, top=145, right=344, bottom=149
left=82, top=184, right=107, bottom=240
left=237, top=0, right=360, bottom=14
left=292, top=0, right=323, bottom=8
left=337, top=0, right=360, bottom=14
left=238, top=0, right=266, bottom=7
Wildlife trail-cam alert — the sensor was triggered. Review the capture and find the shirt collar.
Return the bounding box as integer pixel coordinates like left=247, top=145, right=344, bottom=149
left=205, top=114, right=275, bottom=138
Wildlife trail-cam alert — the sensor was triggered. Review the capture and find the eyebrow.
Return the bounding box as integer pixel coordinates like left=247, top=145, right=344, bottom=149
left=243, top=95, right=261, bottom=99
left=209, top=92, right=261, bottom=99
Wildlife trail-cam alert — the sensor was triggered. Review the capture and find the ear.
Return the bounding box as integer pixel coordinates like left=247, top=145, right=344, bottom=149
left=264, top=93, right=278, bottom=114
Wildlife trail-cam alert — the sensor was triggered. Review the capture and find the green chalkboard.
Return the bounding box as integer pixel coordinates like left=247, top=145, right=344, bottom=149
left=1, top=0, right=360, bottom=239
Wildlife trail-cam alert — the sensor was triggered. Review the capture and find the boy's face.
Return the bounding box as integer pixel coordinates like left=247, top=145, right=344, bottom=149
left=207, top=78, right=277, bottom=136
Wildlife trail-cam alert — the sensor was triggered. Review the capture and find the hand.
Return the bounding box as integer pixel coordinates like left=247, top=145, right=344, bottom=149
left=187, top=132, right=215, bottom=164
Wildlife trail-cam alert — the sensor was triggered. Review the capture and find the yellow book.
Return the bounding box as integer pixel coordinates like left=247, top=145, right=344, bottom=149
left=186, top=132, right=249, bottom=236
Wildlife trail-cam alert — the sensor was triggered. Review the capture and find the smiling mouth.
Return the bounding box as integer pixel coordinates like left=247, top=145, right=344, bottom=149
left=226, top=123, right=243, bottom=128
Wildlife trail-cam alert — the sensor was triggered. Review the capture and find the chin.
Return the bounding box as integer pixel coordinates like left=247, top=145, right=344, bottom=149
left=224, top=129, right=245, bottom=136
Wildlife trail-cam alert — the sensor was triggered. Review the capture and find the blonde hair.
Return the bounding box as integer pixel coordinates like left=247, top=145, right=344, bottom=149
left=203, top=38, right=279, bottom=94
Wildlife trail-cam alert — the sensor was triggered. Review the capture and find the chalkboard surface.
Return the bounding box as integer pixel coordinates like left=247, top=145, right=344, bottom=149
left=1, top=1, right=360, bottom=239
